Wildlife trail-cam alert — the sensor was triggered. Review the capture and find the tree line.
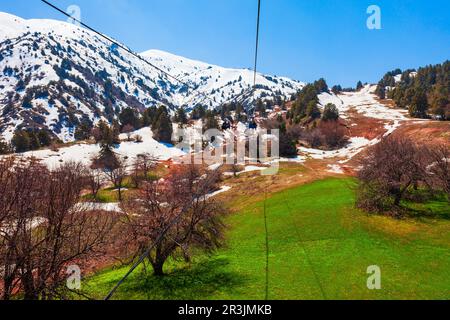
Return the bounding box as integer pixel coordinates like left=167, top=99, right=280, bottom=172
left=375, top=61, right=449, bottom=120
left=261, top=79, right=348, bottom=157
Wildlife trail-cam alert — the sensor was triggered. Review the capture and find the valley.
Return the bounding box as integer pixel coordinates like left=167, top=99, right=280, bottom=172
left=0, top=10, right=448, bottom=302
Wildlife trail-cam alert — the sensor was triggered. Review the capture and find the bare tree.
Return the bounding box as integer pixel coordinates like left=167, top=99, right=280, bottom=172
left=318, top=121, right=348, bottom=149
left=425, top=144, right=450, bottom=200
left=122, top=124, right=135, bottom=142
left=0, top=159, right=117, bottom=300
left=118, top=165, right=226, bottom=276
left=130, top=154, right=157, bottom=188
left=91, top=146, right=127, bottom=201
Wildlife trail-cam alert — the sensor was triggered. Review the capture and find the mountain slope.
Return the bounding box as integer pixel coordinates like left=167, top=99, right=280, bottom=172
left=0, top=12, right=304, bottom=142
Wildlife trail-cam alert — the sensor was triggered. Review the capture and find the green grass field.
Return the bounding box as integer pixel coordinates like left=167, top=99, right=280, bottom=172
left=84, top=178, right=450, bottom=300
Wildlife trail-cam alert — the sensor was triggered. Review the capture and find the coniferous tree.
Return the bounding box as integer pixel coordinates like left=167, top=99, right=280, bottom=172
left=173, top=107, right=188, bottom=125
left=191, top=105, right=207, bottom=120
left=119, top=107, right=141, bottom=129
left=37, top=130, right=52, bottom=147
left=142, top=106, right=157, bottom=127
left=255, top=99, right=267, bottom=118
left=409, top=89, right=429, bottom=118
left=203, top=110, right=220, bottom=131
left=27, top=131, right=41, bottom=150
left=331, top=85, right=343, bottom=94
left=322, top=103, right=340, bottom=121
left=356, top=81, right=364, bottom=91
left=0, top=137, right=10, bottom=155
left=306, top=101, right=321, bottom=120
left=75, top=121, right=93, bottom=141
left=11, top=130, right=31, bottom=153
left=314, top=78, right=328, bottom=94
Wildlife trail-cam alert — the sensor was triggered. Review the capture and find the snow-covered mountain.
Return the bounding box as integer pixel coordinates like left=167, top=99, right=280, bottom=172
left=0, top=12, right=304, bottom=142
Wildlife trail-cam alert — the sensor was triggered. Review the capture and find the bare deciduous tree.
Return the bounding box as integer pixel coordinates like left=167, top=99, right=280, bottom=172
left=425, top=144, right=450, bottom=200
left=0, top=158, right=117, bottom=300
left=131, top=154, right=157, bottom=188
left=85, top=168, right=105, bottom=200
left=91, top=147, right=127, bottom=201
left=356, top=136, right=426, bottom=214
left=118, top=165, right=226, bottom=276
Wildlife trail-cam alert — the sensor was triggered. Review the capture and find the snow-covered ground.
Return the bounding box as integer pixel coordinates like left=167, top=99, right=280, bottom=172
left=318, top=85, right=408, bottom=121
left=15, top=127, right=185, bottom=168
left=292, top=84, right=418, bottom=164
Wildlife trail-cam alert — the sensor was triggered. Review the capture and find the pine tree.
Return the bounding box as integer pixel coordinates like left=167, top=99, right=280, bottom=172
left=0, top=137, right=10, bottom=155
left=92, top=143, right=121, bottom=172
left=75, top=121, right=93, bottom=141
left=142, top=106, right=157, bottom=127
left=173, top=108, right=188, bottom=125
left=191, top=105, right=207, bottom=120
left=119, top=107, right=141, bottom=129
left=306, top=101, right=321, bottom=120
left=279, top=131, right=298, bottom=158
left=314, top=78, right=328, bottom=94
left=256, top=99, right=266, bottom=117
left=409, top=89, right=429, bottom=118
left=203, top=111, right=219, bottom=131
left=331, top=85, right=342, bottom=94
left=37, top=130, right=52, bottom=147
left=356, top=81, right=364, bottom=91
left=153, top=112, right=173, bottom=144
left=322, top=103, right=340, bottom=121
left=11, top=130, right=31, bottom=153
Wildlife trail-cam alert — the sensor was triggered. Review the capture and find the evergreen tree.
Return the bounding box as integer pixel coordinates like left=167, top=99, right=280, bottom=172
left=92, top=143, right=121, bottom=172
left=314, top=78, right=328, bottom=94
left=203, top=111, right=220, bottom=131
left=279, top=131, right=298, bottom=158
left=0, top=137, right=10, bottom=155
left=356, top=81, right=364, bottom=91
left=256, top=99, right=267, bottom=118
left=191, top=105, right=207, bottom=120
left=331, top=85, right=343, bottom=94
left=27, top=131, right=41, bottom=150
left=75, top=121, right=93, bottom=141
left=322, top=103, right=340, bottom=121
left=111, top=120, right=121, bottom=145
left=142, top=106, right=157, bottom=127
left=375, top=81, right=386, bottom=99
left=119, top=107, right=141, bottom=129
left=11, top=130, right=31, bottom=153
left=37, top=130, right=52, bottom=147
left=173, top=107, right=188, bottom=125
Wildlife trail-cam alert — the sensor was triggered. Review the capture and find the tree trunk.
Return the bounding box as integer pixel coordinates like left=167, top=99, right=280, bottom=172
left=394, top=194, right=402, bottom=206
left=118, top=187, right=122, bottom=201
left=152, top=261, right=165, bottom=277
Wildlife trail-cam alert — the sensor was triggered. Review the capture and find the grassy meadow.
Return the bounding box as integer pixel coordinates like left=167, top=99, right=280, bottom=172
left=83, top=178, right=450, bottom=300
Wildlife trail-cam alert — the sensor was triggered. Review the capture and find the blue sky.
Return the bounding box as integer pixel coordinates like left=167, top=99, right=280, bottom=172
left=1, top=0, right=450, bottom=87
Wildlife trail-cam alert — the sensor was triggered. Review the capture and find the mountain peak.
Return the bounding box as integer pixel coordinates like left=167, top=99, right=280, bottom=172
left=0, top=12, right=304, bottom=142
